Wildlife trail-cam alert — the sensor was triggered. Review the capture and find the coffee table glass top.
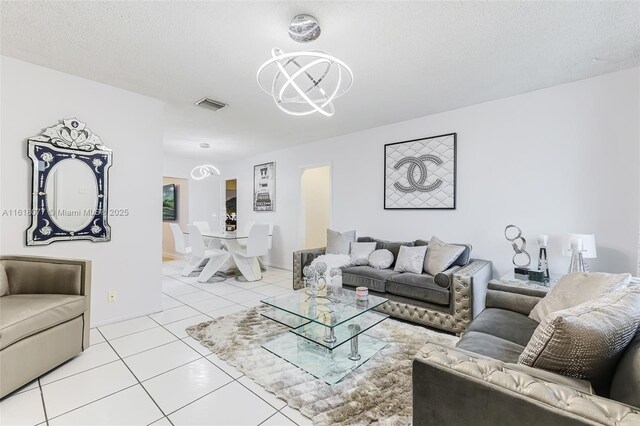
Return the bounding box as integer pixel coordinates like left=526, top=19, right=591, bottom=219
left=260, top=290, right=388, bottom=329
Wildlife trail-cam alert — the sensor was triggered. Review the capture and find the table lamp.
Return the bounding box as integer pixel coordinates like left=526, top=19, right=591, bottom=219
left=562, top=233, right=597, bottom=273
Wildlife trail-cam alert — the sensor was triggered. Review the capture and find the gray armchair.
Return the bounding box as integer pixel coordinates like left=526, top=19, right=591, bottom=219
left=0, top=255, right=91, bottom=398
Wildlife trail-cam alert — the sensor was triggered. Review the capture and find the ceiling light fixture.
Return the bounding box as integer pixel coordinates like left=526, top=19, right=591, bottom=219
left=257, top=14, right=353, bottom=117
left=191, top=165, right=220, bottom=180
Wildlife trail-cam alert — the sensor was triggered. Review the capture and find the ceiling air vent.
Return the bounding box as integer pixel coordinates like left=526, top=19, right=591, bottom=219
left=194, top=98, right=228, bottom=111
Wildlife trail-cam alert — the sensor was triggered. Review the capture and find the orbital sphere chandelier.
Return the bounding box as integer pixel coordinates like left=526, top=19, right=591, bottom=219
left=257, top=14, right=353, bottom=117
left=190, top=165, right=220, bottom=180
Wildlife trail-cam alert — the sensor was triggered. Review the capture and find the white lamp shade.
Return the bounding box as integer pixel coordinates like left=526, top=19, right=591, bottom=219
left=562, top=233, right=597, bottom=258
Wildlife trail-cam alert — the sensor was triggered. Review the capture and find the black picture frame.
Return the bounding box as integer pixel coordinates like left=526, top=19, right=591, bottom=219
left=253, top=162, right=275, bottom=212
left=384, top=133, right=457, bottom=210
left=162, top=184, right=178, bottom=221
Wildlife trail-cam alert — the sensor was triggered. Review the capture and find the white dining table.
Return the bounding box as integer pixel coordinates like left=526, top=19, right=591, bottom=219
left=187, top=231, right=273, bottom=281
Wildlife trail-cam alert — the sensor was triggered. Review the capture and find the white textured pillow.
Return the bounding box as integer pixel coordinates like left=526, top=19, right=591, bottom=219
left=0, top=263, right=8, bottom=297
left=369, top=249, right=394, bottom=269
left=424, top=236, right=465, bottom=275
left=350, top=242, right=377, bottom=266
left=394, top=245, right=428, bottom=274
left=529, top=272, right=631, bottom=323
left=326, top=229, right=356, bottom=255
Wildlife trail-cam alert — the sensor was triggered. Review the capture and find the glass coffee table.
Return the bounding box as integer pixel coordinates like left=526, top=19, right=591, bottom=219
left=260, top=289, right=389, bottom=384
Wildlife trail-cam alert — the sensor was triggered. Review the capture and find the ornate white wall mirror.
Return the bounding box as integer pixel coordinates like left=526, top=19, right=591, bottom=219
left=26, top=118, right=113, bottom=245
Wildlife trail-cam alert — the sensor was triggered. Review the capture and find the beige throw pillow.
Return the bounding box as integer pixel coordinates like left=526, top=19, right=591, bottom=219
left=529, top=272, right=631, bottom=323
left=424, top=236, right=465, bottom=275
left=0, top=263, right=9, bottom=297
left=394, top=245, right=428, bottom=274
left=326, top=229, right=356, bottom=255
left=519, top=286, right=640, bottom=394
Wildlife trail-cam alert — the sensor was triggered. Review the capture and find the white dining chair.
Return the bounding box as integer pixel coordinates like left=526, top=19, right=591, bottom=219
left=187, top=225, right=232, bottom=282
left=238, top=220, right=256, bottom=249
left=193, top=220, right=220, bottom=249
left=193, top=221, right=211, bottom=234
left=229, top=223, right=269, bottom=282
left=169, top=223, right=190, bottom=256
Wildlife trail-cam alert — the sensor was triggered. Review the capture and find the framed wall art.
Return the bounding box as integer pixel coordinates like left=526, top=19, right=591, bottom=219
left=253, top=162, right=275, bottom=212
left=384, top=133, right=456, bottom=210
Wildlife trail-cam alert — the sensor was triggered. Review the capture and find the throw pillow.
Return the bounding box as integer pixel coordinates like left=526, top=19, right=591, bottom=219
left=350, top=242, right=377, bottom=266
left=394, top=245, right=428, bottom=274
left=326, top=229, right=356, bottom=255
left=0, top=263, right=9, bottom=297
left=519, top=285, right=640, bottom=395
left=424, top=236, right=465, bottom=275
left=369, top=249, right=394, bottom=269
left=529, top=272, right=631, bottom=323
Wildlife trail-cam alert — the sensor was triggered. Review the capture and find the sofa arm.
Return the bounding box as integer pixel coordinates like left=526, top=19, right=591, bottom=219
left=292, top=248, right=326, bottom=290
left=450, top=260, right=492, bottom=329
left=486, top=280, right=546, bottom=316
left=0, top=255, right=91, bottom=297
left=413, top=343, right=640, bottom=426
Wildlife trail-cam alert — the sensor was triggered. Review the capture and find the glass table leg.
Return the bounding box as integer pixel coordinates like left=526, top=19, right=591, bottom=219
left=348, top=324, right=362, bottom=361
left=323, top=326, right=337, bottom=344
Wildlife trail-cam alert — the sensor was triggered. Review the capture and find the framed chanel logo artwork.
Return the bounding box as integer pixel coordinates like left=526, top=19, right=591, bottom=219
left=384, top=133, right=457, bottom=210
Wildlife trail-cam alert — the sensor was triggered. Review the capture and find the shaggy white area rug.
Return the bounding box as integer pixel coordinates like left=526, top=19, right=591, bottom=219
left=186, top=306, right=458, bottom=426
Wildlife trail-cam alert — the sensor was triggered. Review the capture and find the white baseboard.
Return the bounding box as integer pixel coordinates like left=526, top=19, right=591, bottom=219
left=264, top=262, right=292, bottom=271
left=91, top=307, right=163, bottom=328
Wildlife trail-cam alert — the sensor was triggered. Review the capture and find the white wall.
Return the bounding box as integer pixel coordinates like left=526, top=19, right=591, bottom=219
left=221, top=68, right=640, bottom=275
left=0, top=56, right=165, bottom=326
left=162, top=156, right=222, bottom=230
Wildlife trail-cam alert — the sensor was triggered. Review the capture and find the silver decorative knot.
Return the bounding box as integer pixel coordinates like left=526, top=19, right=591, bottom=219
left=504, top=224, right=531, bottom=268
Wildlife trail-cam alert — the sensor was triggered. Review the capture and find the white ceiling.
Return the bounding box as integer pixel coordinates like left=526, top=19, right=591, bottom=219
left=2, top=1, right=639, bottom=162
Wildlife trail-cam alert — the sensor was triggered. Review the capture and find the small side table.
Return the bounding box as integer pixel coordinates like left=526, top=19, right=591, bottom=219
left=496, top=271, right=564, bottom=291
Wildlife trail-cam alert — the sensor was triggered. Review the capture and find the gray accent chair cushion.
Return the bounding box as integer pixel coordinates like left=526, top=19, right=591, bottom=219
left=465, top=308, right=539, bottom=347
left=342, top=266, right=396, bottom=293
left=456, top=330, right=525, bottom=364
left=386, top=273, right=449, bottom=306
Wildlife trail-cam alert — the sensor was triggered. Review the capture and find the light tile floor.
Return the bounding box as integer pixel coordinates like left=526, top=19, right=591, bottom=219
left=0, top=262, right=309, bottom=426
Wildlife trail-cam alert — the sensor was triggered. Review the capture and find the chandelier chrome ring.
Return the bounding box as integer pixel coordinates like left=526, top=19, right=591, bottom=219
left=257, top=49, right=353, bottom=117
left=190, top=165, right=220, bottom=180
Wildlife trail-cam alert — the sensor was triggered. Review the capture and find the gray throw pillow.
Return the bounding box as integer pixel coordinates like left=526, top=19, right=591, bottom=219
left=369, top=249, right=394, bottom=269
left=424, top=236, right=465, bottom=275
left=0, top=263, right=9, bottom=297
left=518, top=285, right=640, bottom=394
left=326, top=229, right=356, bottom=255
left=350, top=242, right=377, bottom=266
left=529, top=272, right=631, bottom=323
left=394, top=245, right=428, bottom=274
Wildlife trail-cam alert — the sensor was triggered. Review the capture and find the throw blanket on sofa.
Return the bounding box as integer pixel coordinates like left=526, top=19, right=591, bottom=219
left=310, top=254, right=352, bottom=273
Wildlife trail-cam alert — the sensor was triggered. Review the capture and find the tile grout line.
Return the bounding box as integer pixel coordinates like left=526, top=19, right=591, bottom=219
left=97, top=328, right=176, bottom=426
left=37, top=378, right=49, bottom=426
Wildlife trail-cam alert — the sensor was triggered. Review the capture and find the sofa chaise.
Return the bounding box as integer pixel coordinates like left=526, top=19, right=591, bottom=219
left=293, top=237, right=492, bottom=334
left=0, top=255, right=91, bottom=398
left=412, top=280, right=640, bottom=425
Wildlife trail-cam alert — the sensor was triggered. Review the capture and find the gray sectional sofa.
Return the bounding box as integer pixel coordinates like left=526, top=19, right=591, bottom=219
left=293, top=237, right=492, bottom=334
left=412, top=280, right=640, bottom=425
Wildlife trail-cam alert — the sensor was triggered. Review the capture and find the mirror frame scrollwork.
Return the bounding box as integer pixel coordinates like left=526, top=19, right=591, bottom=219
left=26, top=118, right=113, bottom=246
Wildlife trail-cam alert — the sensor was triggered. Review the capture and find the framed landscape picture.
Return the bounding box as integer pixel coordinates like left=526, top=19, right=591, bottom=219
left=254, top=162, right=275, bottom=212
left=384, top=133, right=457, bottom=209
left=163, top=184, right=178, bottom=221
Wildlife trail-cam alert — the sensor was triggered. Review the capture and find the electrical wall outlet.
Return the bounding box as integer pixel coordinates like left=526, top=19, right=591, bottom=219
left=108, top=290, right=117, bottom=303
